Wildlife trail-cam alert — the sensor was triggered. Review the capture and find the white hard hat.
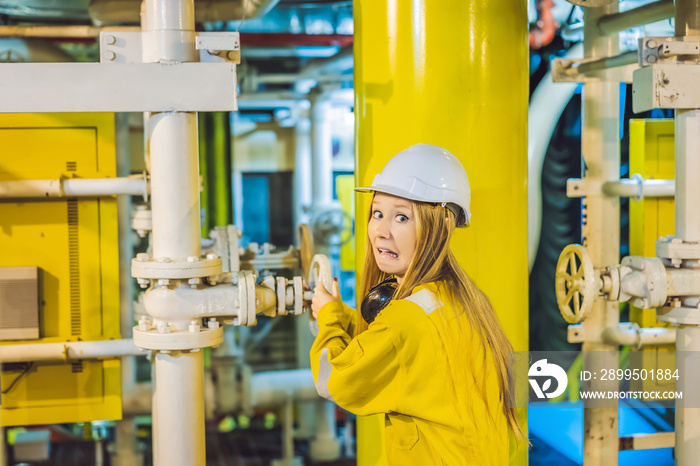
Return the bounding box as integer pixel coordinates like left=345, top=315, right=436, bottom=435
left=356, top=144, right=472, bottom=227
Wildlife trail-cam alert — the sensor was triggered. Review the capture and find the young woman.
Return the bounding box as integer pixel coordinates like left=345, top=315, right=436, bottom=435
left=309, top=144, right=524, bottom=464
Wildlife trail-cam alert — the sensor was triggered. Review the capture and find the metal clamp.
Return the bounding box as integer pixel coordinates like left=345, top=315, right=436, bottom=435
left=639, top=37, right=700, bottom=67
left=196, top=32, right=241, bottom=64
left=657, top=236, right=700, bottom=266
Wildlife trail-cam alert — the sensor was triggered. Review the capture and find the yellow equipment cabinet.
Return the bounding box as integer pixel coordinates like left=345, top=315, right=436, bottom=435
left=0, top=113, right=121, bottom=426
left=628, top=119, right=676, bottom=394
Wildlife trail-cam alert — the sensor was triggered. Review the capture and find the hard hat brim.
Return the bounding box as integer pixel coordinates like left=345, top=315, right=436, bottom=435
left=354, top=184, right=470, bottom=227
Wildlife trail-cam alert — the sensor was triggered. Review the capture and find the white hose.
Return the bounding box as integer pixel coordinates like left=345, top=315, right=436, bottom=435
left=528, top=43, right=582, bottom=271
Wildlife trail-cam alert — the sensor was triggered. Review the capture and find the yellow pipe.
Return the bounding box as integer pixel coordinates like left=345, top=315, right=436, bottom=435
left=354, top=1, right=528, bottom=464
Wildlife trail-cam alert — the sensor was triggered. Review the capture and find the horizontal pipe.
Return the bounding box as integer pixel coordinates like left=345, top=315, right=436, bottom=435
left=0, top=25, right=140, bottom=39
left=89, top=0, right=279, bottom=26
left=575, top=50, right=638, bottom=74
left=602, top=323, right=676, bottom=349
left=598, top=0, right=675, bottom=36
left=251, top=369, right=319, bottom=406
left=123, top=368, right=319, bottom=415
left=64, top=178, right=148, bottom=197
left=666, top=268, right=700, bottom=296
left=0, top=339, right=146, bottom=363
left=602, top=177, right=675, bottom=199
left=0, top=176, right=148, bottom=199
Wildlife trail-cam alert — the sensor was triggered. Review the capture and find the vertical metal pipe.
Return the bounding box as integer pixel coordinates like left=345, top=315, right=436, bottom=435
left=675, top=326, right=700, bottom=464
left=145, top=0, right=200, bottom=261
left=310, top=92, right=333, bottom=209
left=282, top=397, right=294, bottom=464
left=675, top=0, right=700, bottom=241
left=581, top=4, right=620, bottom=466
left=674, top=111, right=700, bottom=242
left=153, top=351, right=205, bottom=466
left=310, top=399, right=340, bottom=461
left=673, top=2, right=700, bottom=463
left=149, top=111, right=200, bottom=260
left=142, top=1, right=205, bottom=465
left=293, top=104, right=316, bottom=440
left=293, top=105, right=312, bottom=236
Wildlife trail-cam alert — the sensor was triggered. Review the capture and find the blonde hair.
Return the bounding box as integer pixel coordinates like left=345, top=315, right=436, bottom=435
left=358, top=194, right=525, bottom=441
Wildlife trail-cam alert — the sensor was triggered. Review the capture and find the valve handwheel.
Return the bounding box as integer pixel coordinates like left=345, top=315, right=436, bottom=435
left=555, top=244, right=596, bottom=324
left=307, top=254, right=332, bottom=336
left=308, top=254, right=332, bottom=295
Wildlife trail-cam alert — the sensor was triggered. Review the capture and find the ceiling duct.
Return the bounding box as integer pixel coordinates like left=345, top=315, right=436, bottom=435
left=89, top=0, right=280, bottom=26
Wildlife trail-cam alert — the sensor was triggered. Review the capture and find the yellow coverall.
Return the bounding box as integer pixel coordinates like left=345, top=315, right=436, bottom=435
left=310, top=282, right=508, bottom=465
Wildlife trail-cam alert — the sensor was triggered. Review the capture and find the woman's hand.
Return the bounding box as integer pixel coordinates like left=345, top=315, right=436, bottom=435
left=311, top=278, right=342, bottom=319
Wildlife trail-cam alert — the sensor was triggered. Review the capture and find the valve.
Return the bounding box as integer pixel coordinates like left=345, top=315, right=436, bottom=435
left=555, top=244, right=597, bottom=323
left=306, top=254, right=332, bottom=336
left=308, top=254, right=332, bottom=295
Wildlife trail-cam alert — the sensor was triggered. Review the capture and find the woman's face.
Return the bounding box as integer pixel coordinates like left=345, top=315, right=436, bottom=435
left=368, top=193, right=417, bottom=283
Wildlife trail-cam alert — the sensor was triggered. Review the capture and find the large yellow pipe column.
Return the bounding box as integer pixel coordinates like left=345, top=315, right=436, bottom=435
left=354, top=1, right=528, bottom=464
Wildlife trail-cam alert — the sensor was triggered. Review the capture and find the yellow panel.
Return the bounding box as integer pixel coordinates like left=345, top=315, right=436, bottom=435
left=354, top=1, right=528, bottom=463
left=336, top=175, right=355, bottom=271
left=0, top=113, right=121, bottom=426
left=628, top=119, right=675, bottom=394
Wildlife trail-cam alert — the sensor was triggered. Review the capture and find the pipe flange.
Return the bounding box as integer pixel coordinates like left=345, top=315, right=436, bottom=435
left=234, top=270, right=256, bottom=326
left=630, top=173, right=644, bottom=202
left=243, top=271, right=257, bottom=327
left=133, top=325, right=223, bottom=351
left=276, top=276, right=287, bottom=316
left=308, top=254, right=332, bottom=294
left=620, top=256, right=668, bottom=308
left=657, top=304, right=700, bottom=325
left=293, top=276, right=303, bottom=316
left=657, top=236, right=700, bottom=264
left=132, top=254, right=223, bottom=280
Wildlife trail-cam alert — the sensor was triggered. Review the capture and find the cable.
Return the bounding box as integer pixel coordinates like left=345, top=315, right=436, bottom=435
left=1, top=362, right=34, bottom=395
left=236, top=0, right=251, bottom=33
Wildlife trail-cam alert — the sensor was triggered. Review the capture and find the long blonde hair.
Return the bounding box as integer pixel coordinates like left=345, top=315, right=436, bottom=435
left=358, top=194, right=525, bottom=441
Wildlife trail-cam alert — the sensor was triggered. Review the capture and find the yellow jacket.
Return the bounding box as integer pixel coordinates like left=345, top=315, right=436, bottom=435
left=310, top=282, right=508, bottom=465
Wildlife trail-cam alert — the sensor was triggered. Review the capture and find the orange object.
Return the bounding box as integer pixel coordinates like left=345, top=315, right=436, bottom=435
left=529, top=0, right=557, bottom=49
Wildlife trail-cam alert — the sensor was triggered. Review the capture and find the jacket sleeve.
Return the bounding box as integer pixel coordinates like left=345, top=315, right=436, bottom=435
left=310, top=301, right=402, bottom=416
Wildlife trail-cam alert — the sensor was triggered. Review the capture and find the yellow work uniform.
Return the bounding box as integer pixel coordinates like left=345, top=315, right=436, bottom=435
left=310, top=282, right=508, bottom=465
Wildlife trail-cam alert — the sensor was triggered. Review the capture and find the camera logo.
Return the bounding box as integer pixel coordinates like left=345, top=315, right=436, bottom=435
left=529, top=359, right=568, bottom=399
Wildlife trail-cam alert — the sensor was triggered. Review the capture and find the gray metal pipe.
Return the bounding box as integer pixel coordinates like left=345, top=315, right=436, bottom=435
left=576, top=50, right=637, bottom=74
left=89, top=0, right=279, bottom=26
left=598, top=0, right=674, bottom=35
